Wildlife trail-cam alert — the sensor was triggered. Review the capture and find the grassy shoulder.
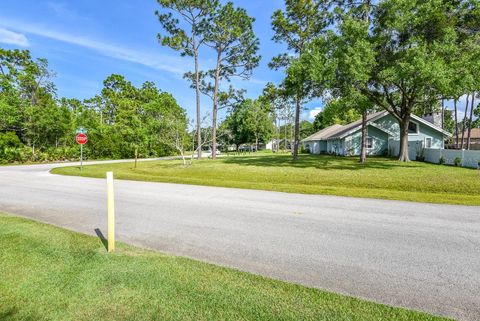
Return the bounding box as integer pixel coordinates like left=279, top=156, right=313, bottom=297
left=51, top=153, right=480, bottom=206
left=0, top=213, right=448, bottom=321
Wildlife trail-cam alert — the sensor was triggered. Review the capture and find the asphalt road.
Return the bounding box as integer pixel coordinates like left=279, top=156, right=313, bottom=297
left=1, top=159, right=479, bottom=320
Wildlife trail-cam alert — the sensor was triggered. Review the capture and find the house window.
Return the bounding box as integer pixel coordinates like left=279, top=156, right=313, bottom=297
left=366, top=137, right=373, bottom=149
left=408, top=122, right=418, bottom=134
left=425, top=137, right=432, bottom=148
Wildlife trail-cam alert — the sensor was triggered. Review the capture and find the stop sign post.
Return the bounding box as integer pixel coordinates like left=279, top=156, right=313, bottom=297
left=76, top=133, right=88, bottom=171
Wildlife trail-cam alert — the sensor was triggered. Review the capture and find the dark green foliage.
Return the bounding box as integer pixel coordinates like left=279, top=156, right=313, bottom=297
left=303, top=0, right=480, bottom=161
left=312, top=99, right=363, bottom=131
left=454, top=157, right=462, bottom=167
left=0, top=49, right=188, bottom=163
left=0, top=132, right=21, bottom=148
left=300, top=120, right=315, bottom=139
left=439, top=156, right=445, bottom=165
left=222, top=99, right=274, bottom=148
left=0, top=132, right=22, bottom=163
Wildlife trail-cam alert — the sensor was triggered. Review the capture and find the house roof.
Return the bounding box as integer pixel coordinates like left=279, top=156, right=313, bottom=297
left=327, top=111, right=388, bottom=139
left=302, top=111, right=387, bottom=142
left=302, top=110, right=452, bottom=142
left=410, top=114, right=452, bottom=137
left=462, top=128, right=480, bottom=139
left=301, top=124, right=344, bottom=142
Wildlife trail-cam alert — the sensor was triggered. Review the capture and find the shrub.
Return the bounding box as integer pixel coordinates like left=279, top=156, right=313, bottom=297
left=415, top=147, right=425, bottom=162
left=0, top=133, right=25, bottom=163
left=0, top=132, right=22, bottom=149
left=439, top=156, right=445, bottom=165
left=454, top=157, right=462, bottom=167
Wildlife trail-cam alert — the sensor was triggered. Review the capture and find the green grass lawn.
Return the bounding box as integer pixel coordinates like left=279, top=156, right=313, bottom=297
left=0, top=213, right=449, bottom=321
left=52, top=153, right=480, bottom=206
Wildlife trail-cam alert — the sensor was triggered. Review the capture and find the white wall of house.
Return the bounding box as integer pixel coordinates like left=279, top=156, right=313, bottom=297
left=312, top=142, right=320, bottom=154
left=326, top=139, right=343, bottom=155
left=303, top=141, right=319, bottom=154
left=266, top=141, right=273, bottom=150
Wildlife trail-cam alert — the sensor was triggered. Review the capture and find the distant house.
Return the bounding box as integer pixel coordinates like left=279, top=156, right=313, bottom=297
left=302, top=111, right=451, bottom=159
left=459, top=128, right=480, bottom=150
left=266, top=139, right=292, bottom=150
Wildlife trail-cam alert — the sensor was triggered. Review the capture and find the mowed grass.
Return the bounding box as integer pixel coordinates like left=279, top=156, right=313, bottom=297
left=52, top=153, right=480, bottom=206
left=0, top=213, right=449, bottom=321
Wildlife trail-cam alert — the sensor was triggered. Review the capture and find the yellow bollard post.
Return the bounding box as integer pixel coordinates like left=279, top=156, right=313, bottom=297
left=107, top=171, right=115, bottom=252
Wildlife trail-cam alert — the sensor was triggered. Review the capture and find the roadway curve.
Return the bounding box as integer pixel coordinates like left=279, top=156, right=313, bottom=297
left=0, top=160, right=479, bottom=320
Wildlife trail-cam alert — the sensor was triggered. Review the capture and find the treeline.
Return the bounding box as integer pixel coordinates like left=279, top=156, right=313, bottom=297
left=273, top=0, right=480, bottom=162
left=0, top=49, right=188, bottom=163
left=216, top=92, right=317, bottom=152
left=157, top=0, right=480, bottom=163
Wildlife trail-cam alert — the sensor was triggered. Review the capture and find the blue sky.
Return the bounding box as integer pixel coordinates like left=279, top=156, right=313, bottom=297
left=0, top=0, right=323, bottom=123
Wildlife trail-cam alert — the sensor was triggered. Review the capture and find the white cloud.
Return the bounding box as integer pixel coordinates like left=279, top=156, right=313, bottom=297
left=47, top=1, right=71, bottom=16
left=0, top=28, right=29, bottom=47
left=308, top=107, right=322, bottom=120
left=47, top=1, right=90, bottom=22
left=0, top=17, right=187, bottom=75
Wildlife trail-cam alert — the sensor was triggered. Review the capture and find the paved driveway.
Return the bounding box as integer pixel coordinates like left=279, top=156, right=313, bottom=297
left=0, top=160, right=479, bottom=320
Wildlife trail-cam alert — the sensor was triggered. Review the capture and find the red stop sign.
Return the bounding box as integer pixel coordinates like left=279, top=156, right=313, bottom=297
left=76, top=133, right=88, bottom=145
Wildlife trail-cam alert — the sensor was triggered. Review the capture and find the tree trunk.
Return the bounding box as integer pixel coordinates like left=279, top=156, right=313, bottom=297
left=467, top=92, right=475, bottom=150
left=359, top=110, right=367, bottom=163
left=194, top=45, right=202, bottom=160
left=211, top=51, right=221, bottom=160
left=292, top=96, right=300, bottom=160
left=284, top=118, right=287, bottom=152
left=398, top=116, right=410, bottom=162
left=276, top=116, right=280, bottom=153
left=441, top=98, right=444, bottom=129
left=290, top=122, right=293, bottom=151
left=134, top=147, right=138, bottom=169
left=460, top=94, right=469, bottom=150
left=180, top=148, right=186, bottom=166
left=454, top=98, right=459, bottom=149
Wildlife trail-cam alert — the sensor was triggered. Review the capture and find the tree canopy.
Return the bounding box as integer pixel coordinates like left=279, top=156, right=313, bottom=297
left=303, top=0, right=480, bottom=161
left=0, top=49, right=188, bottom=163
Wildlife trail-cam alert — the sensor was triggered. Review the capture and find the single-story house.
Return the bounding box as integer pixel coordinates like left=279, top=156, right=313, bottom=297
left=302, top=111, right=451, bottom=159
left=459, top=128, right=480, bottom=150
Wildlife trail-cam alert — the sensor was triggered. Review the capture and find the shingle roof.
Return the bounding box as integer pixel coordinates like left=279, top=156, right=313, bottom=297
left=326, top=111, right=387, bottom=139
left=302, top=111, right=388, bottom=142
left=463, top=128, right=480, bottom=139
left=303, top=110, right=452, bottom=142
left=301, top=124, right=344, bottom=142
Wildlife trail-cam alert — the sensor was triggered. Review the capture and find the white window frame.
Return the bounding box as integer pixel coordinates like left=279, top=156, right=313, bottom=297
left=366, top=137, right=373, bottom=149
left=408, top=120, right=419, bottom=135
left=424, top=137, right=432, bottom=149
